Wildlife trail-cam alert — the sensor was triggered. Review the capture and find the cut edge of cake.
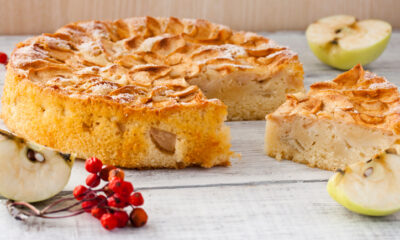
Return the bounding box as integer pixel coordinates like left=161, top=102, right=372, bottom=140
left=187, top=47, right=305, bottom=121
left=265, top=64, right=400, bottom=171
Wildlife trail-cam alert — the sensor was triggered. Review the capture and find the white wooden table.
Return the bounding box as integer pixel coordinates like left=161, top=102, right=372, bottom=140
left=0, top=32, right=399, bottom=239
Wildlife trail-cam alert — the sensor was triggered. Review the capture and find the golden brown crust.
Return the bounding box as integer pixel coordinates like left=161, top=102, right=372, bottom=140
left=268, top=64, right=400, bottom=135
left=8, top=16, right=301, bottom=112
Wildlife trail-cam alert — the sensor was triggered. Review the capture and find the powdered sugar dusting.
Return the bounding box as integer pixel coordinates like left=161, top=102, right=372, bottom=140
left=11, top=44, right=48, bottom=68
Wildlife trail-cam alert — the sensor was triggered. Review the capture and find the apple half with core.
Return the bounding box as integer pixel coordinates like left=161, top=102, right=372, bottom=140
left=306, top=15, right=392, bottom=70
left=0, top=129, right=74, bottom=202
left=327, top=152, right=400, bottom=216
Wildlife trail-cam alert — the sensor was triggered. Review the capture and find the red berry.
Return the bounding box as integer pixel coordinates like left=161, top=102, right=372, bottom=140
left=86, top=173, right=101, bottom=188
left=119, top=181, right=134, bottom=196
left=0, top=52, right=7, bottom=65
left=81, top=200, right=98, bottom=213
left=113, top=211, right=129, bottom=228
left=99, top=166, right=116, bottom=181
left=107, top=196, right=119, bottom=207
left=116, top=193, right=130, bottom=204
left=103, top=185, right=114, bottom=197
left=101, top=213, right=118, bottom=231
left=130, top=208, right=148, bottom=227
left=129, top=192, right=144, bottom=206
left=107, top=193, right=128, bottom=208
left=83, top=190, right=97, bottom=200
left=108, top=168, right=125, bottom=181
left=96, top=195, right=107, bottom=206
left=109, top=177, right=123, bottom=194
left=85, top=157, right=103, bottom=173
left=91, top=207, right=106, bottom=219
left=73, top=185, right=88, bottom=200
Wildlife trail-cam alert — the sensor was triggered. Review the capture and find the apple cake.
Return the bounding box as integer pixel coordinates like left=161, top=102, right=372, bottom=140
left=2, top=16, right=304, bottom=168
left=265, top=64, right=400, bottom=171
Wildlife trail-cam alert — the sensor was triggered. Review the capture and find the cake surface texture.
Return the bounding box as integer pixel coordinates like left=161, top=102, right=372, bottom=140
left=265, top=64, right=400, bottom=171
left=2, top=16, right=303, bottom=168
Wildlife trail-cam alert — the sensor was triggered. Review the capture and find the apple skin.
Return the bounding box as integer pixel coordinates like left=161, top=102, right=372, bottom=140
left=308, top=33, right=391, bottom=70
left=327, top=171, right=400, bottom=216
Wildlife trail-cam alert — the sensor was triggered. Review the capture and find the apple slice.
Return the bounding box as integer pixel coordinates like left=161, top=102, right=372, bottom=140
left=306, top=15, right=391, bottom=70
left=327, top=152, right=400, bottom=216
left=0, top=129, right=74, bottom=202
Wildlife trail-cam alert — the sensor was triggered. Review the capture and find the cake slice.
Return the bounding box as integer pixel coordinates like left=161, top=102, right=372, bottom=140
left=265, top=64, right=400, bottom=170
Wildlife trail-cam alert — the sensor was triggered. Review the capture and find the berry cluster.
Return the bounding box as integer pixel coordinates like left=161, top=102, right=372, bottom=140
left=0, top=52, right=7, bottom=65
left=73, top=157, right=148, bottom=230
left=7, top=157, right=148, bottom=231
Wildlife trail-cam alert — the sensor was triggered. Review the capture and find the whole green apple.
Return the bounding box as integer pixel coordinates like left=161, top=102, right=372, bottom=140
left=306, top=15, right=391, bottom=70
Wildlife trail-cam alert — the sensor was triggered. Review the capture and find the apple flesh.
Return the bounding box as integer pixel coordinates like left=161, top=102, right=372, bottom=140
left=306, top=15, right=392, bottom=70
left=327, top=152, right=400, bottom=216
left=0, top=129, right=74, bottom=202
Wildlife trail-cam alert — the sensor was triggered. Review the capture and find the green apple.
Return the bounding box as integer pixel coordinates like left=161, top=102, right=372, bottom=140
left=0, top=129, right=74, bottom=202
left=327, top=152, right=400, bottom=216
left=306, top=15, right=392, bottom=70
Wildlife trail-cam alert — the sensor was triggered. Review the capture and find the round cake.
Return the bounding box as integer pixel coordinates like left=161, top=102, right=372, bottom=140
left=2, top=17, right=303, bottom=168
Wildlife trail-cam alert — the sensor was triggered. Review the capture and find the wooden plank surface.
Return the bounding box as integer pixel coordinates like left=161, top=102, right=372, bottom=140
left=0, top=32, right=399, bottom=239
left=0, top=0, right=400, bottom=34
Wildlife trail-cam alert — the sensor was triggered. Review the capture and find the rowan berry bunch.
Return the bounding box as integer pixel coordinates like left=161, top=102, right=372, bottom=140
left=74, top=157, right=148, bottom=230
left=7, top=157, right=148, bottom=231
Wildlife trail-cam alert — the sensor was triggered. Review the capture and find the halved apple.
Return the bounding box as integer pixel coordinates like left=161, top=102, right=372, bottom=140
left=306, top=15, right=391, bottom=70
left=327, top=152, right=400, bottom=216
left=0, top=129, right=74, bottom=202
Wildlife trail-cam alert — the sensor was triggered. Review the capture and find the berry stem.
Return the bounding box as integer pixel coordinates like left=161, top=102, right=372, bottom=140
left=102, top=206, right=126, bottom=212
left=43, top=200, right=83, bottom=215
left=37, top=210, right=86, bottom=219
left=8, top=199, right=86, bottom=219
left=44, top=195, right=99, bottom=215
left=41, top=196, right=76, bottom=214
left=8, top=195, right=95, bottom=218
left=9, top=201, right=41, bottom=216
